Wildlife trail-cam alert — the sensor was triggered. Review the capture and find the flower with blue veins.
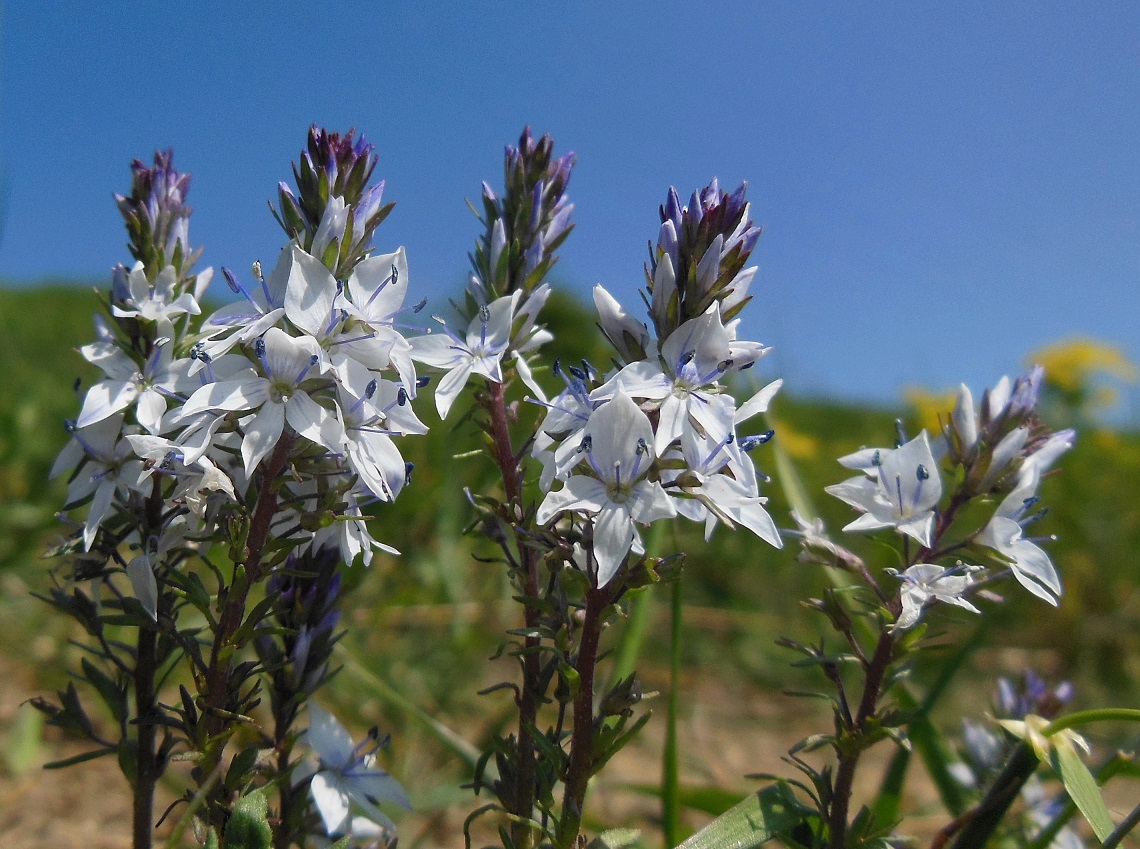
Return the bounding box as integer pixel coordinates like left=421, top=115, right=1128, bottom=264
left=180, top=327, right=344, bottom=477
left=826, top=431, right=944, bottom=548
left=536, top=389, right=676, bottom=587
left=301, top=702, right=410, bottom=839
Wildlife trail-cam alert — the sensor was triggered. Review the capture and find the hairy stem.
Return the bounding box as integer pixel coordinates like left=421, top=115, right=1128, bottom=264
left=555, top=586, right=609, bottom=849
left=828, top=630, right=895, bottom=849
left=132, top=477, right=167, bottom=849
left=484, top=379, right=544, bottom=849
left=199, top=431, right=295, bottom=829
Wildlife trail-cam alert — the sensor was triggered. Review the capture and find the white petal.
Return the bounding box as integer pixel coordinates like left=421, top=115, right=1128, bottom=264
left=593, top=506, right=636, bottom=587
left=76, top=380, right=138, bottom=429
left=286, top=393, right=345, bottom=453
left=182, top=377, right=269, bottom=417
left=536, top=476, right=609, bottom=524
left=285, top=247, right=340, bottom=336
left=241, top=402, right=285, bottom=478
left=735, top=379, right=783, bottom=423
left=310, top=772, right=351, bottom=835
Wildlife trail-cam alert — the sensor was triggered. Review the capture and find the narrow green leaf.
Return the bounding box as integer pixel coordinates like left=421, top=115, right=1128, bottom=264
left=1055, top=744, right=1115, bottom=842
left=588, top=828, right=641, bottom=849
left=42, top=746, right=115, bottom=769
left=676, top=785, right=808, bottom=849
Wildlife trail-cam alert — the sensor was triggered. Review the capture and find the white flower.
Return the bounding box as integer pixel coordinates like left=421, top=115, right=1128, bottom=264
left=977, top=465, right=1062, bottom=604
left=111, top=262, right=202, bottom=331
left=301, top=703, right=410, bottom=838
left=180, top=328, right=344, bottom=477
left=52, top=413, right=145, bottom=549
left=669, top=427, right=782, bottom=548
left=825, top=432, right=943, bottom=548
left=200, top=248, right=290, bottom=354
left=886, top=562, right=982, bottom=630
left=409, top=292, right=520, bottom=419
left=536, top=390, right=676, bottom=586
left=76, top=338, right=196, bottom=434
left=598, top=303, right=769, bottom=454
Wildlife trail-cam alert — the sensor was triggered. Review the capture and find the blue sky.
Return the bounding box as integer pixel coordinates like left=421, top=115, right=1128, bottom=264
left=2, top=2, right=1138, bottom=417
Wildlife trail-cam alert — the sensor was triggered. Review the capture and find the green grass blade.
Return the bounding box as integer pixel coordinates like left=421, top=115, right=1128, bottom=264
left=1056, top=744, right=1114, bottom=842
left=335, top=642, right=484, bottom=771
left=609, top=522, right=668, bottom=687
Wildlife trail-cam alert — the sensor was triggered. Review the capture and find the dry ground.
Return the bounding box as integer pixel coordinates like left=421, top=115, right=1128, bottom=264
left=2, top=647, right=1136, bottom=848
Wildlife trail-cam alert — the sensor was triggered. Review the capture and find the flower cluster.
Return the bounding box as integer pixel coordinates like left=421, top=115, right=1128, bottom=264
left=56, top=131, right=426, bottom=582
left=522, top=181, right=783, bottom=587
left=47, top=131, right=426, bottom=846
left=820, top=367, right=1076, bottom=631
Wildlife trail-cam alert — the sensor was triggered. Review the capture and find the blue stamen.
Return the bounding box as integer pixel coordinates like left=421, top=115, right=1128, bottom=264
left=364, top=263, right=399, bottom=309
left=254, top=338, right=271, bottom=376
left=295, top=354, right=320, bottom=383
left=738, top=430, right=774, bottom=452
left=912, top=465, right=928, bottom=507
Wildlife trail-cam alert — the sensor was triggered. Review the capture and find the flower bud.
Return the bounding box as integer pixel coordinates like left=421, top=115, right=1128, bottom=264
left=470, top=127, right=575, bottom=300
left=115, top=149, right=199, bottom=281
left=645, top=179, right=760, bottom=339
left=271, top=126, right=395, bottom=277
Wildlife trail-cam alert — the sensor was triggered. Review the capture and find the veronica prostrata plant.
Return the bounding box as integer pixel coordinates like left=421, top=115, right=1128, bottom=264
left=41, top=132, right=420, bottom=849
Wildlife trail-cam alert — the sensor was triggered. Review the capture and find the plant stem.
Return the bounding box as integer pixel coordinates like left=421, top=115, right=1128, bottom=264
left=662, top=577, right=683, bottom=848
left=133, top=623, right=157, bottom=849
left=199, top=431, right=295, bottom=829
left=484, top=379, right=544, bottom=849
left=828, top=630, right=895, bottom=849
left=555, top=586, right=608, bottom=849
left=944, top=742, right=1038, bottom=849
left=132, top=477, right=166, bottom=849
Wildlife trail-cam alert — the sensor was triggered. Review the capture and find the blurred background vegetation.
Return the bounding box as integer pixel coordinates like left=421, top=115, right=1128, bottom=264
left=1, top=284, right=1137, bottom=844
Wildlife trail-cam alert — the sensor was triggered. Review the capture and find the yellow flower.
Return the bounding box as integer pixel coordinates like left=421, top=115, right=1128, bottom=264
left=902, top=386, right=957, bottom=435
left=1029, top=337, right=1137, bottom=393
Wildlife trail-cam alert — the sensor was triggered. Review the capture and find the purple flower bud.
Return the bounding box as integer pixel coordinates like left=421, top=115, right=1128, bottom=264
left=271, top=126, right=394, bottom=277
left=470, top=127, right=575, bottom=300
left=115, top=149, right=198, bottom=280
left=646, top=179, right=761, bottom=337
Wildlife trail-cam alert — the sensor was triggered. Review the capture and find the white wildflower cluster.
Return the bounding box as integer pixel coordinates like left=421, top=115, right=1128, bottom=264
left=52, top=139, right=427, bottom=618
left=504, top=182, right=782, bottom=587
left=822, top=367, right=1076, bottom=631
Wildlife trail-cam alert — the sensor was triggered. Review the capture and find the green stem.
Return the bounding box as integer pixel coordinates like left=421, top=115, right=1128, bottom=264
left=1045, top=708, right=1140, bottom=734
left=828, top=630, right=895, bottom=849
left=199, top=431, right=295, bottom=831
left=132, top=476, right=166, bottom=849
left=944, top=742, right=1039, bottom=849
left=663, top=577, right=683, bottom=848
